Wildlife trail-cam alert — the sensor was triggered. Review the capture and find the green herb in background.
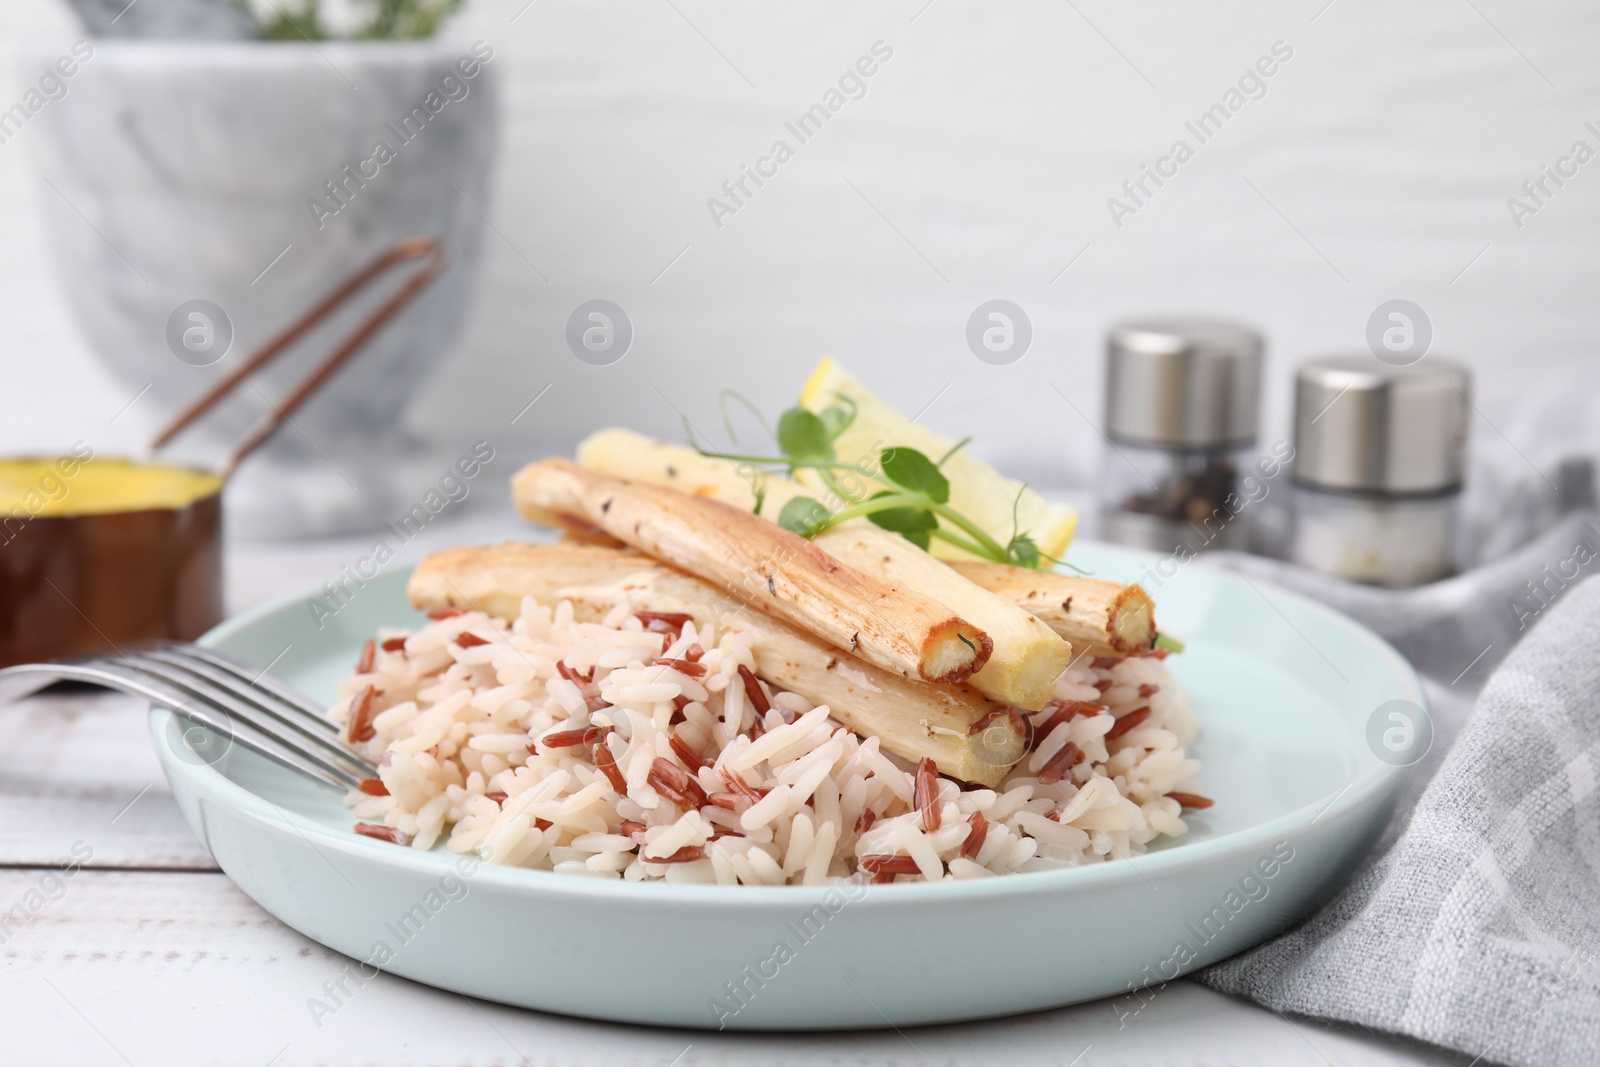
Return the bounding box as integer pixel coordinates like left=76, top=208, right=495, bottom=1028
left=255, top=0, right=464, bottom=41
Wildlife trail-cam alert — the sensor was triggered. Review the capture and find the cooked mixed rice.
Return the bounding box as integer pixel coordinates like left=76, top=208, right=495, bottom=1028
left=333, top=593, right=1207, bottom=885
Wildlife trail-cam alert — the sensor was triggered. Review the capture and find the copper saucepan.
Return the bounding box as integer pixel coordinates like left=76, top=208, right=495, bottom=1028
left=0, top=237, right=446, bottom=668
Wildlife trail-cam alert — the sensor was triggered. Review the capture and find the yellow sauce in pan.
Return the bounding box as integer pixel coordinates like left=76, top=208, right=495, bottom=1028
left=0, top=456, right=222, bottom=516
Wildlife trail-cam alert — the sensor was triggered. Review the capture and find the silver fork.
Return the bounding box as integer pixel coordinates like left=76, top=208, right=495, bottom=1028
left=0, top=643, right=377, bottom=791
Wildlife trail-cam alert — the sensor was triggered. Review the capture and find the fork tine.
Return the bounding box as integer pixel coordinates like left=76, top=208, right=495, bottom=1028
left=0, top=660, right=358, bottom=791
left=116, top=655, right=376, bottom=787
left=133, top=648, right=373, bottom=775
left=160, top=645, right=336, bottom=735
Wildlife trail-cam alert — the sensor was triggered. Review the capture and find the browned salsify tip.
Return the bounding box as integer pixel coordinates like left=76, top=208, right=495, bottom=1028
left=854, top=808, right=878, bottom=834
left=736, top=664, right=771, bottom=715
left=346, top=685, right=378, bottom=743
left=556, top=660, right=594, bottom=686
left=355, top=638, right=375, bottom=674
left=426, top=607, right=462, bottom=621
left=357, top=777, right=388, bottom=796
left=380, top=636, right=408, bottom=653
left=1105, top=706, right=1152, bottom=741
left=914, top=757, right=941, bottom=831
left=647, top=846, right=704, bottom=864
left=455, top=632, right=491, bottom=648
left=619, top=819, right=647, bottom=837
left=354, top=822, right=409, bottom=845
left=536, top=725, right=606, bottom=750
left=485, top=791, right=508, bottom=805
left=634, top=610, right=694, bottom=634
left=1037, top=741, right=1084, bottom=785
left=960, top=812, right=989, bottom=859
left=683, top=643, right=706, bottom=662
left=655, top=657, right=707, bottom=678
left=593, top=742, right=628, bottom=794
left=860, top=854, right=921, bottom=875
left=1168, top=791, right=1213, bottom=809
left=668, top=732, right=706, bottom=770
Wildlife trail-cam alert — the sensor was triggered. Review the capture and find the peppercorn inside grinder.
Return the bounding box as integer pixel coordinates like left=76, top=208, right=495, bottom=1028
left=1098, top=318, right=1266, bottom=555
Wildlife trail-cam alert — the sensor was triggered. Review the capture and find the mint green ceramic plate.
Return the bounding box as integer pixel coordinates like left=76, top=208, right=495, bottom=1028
left=150, top=542, right=1422, bottom=1030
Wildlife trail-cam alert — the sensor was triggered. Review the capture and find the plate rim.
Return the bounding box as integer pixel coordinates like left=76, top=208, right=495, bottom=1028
left=157, top=541, right=1422, bottom=906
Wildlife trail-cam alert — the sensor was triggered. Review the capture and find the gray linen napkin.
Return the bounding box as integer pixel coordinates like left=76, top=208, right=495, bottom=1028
left=1193, top=511, right=1600, bottom=1067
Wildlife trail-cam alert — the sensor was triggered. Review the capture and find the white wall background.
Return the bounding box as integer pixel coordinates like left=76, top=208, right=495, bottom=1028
left=3, top=0, right=1597, bottom=512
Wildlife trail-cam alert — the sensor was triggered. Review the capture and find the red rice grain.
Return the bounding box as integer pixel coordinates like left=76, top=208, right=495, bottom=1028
left=683, top=643, right=706, bottom=662
left=649, top=846, right=704, bottom=864
left=1168, top=791, right=1213, bottom=809
left=1037, top=741, right=1084, bottom=785
left=960, top=812, right=989, bottom=859
left=854, top=808, right=877, bottom=834
left=669, top=732, right=708, bottom=770
left=648, top=757, right=693, bottom=808
left=355, top=639, right=375, bottom=674
left=357, top=778, right=388, bottom=796
left=346, top=686, right=378, bottom=743
left=485, top=791, right=508, bottom=805
left=914, top=757, right=941, bottom=831
left=634, top=611, right=694, bottom=634
left=860, top=854, right=922, bottom=875
left=737, top=665, right=771, bottom=715
left=1029, top=699, right=1105, bottom=751
left=454, top=632, right=490, bottom=648
left=354, top=822, right=409, bottom=845
left=556, top=661, right=594, bottom=686
left=619, top=819, right=647, bottom=837
left=425, top=607, right=462, bottom=621
left=593, top=743, right=628, bottom=793
left=725, top=772, right=760, bottom=804
left=1105, top=706, right=1152, bottom=741
left=380, top=636, right=408, bottom=653
left=655, top=657, right=707, bottom=678
left=536, top=726, right=605, bottom=750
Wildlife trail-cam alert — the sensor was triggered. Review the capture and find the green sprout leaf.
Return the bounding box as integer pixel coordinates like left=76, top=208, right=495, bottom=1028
left=817, top=405, right=853, bottom=442
left=878, top=447, right=949, bottom=504
left=1155, top=632, right=1186, bottom=654
left=865, top=491, right=937, bottom=550
left=776, top=408, right=834, bottom=463
left=1007, top=534, right=1042, bottom=569
left=777, top=496, right=833, bottom=538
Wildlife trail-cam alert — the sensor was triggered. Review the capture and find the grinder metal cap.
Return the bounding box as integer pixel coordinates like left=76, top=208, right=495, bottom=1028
left=1293, top=355, right=1471, bottom=495
left=1104, top=318, right=1264, bottom=448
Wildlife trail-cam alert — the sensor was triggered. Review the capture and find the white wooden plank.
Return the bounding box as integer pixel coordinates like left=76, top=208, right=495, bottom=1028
left=0, top=870, right=1469, bottom=1067
left=0, top=689, right=217, bottom=871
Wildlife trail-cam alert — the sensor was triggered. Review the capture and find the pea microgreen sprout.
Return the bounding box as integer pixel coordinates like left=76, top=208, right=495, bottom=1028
left=689, top=398, right=1072, bottom=571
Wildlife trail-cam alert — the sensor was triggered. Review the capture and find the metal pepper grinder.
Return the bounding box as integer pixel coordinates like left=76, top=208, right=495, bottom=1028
left=1098, top=318, right=1267, bottom=556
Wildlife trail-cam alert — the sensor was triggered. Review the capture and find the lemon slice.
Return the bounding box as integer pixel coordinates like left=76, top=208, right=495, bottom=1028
left=799, top=356, right=1078, bottom=563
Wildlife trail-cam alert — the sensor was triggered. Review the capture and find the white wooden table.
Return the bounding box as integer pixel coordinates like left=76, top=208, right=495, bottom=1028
left=0, top=514, right=1476, bottom=1067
